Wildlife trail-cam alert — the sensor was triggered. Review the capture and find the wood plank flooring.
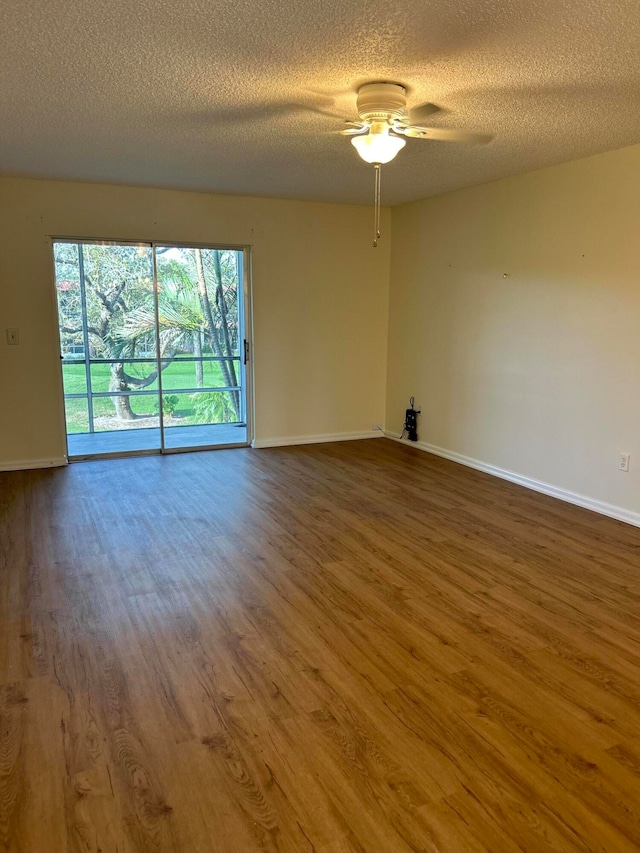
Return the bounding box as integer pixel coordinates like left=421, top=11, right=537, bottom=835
left=1, top=438, right=640, bottom=851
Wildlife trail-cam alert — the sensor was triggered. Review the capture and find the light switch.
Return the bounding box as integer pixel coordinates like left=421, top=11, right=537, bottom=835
left=6, top=328, right=20, bottom=345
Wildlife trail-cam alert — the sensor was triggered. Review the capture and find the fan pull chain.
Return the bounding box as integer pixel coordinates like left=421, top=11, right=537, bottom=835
left=373, top=163, right=382, bottom=248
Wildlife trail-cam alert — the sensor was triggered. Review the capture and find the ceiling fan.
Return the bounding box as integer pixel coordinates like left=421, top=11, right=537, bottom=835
left=342, top=82, right=491, bottom=246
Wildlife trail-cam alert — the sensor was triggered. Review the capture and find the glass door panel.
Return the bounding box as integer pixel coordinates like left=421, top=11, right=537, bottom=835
left=55, top=241, right=160, bottom=457
left=155, top=246, right=247, bottom=450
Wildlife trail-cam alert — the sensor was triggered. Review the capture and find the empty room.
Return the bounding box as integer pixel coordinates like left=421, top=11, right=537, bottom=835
left=2, top=0, right=640, bottom=850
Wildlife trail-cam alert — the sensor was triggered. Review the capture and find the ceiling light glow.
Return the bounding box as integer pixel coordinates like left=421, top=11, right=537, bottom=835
left=351, top=124, right=406, bottom=164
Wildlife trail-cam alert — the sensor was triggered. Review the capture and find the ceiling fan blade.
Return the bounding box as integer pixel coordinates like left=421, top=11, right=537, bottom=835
left=307, top=106, right=348, bottom=120
left=200, top=99, right=345, bottom=125
left=408, top=102, right=442, bottom=123
left=201, top=103, right=298, bottom=123
left=403, top=126, right=492, bottom=143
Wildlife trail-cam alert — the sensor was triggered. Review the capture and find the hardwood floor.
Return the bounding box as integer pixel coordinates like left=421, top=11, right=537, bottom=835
left=2, top=438, right=640, bottom=851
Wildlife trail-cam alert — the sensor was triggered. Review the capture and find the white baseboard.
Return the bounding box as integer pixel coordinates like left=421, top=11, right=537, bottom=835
left=252, top=430, right=383, bottom=449
left=0, top=457, right=68, bottom=473
left=385, top=432, right=640, bottom=529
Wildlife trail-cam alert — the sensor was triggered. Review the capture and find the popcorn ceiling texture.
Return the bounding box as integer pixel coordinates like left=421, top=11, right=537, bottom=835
left=2, top=0, right=640, bottom=204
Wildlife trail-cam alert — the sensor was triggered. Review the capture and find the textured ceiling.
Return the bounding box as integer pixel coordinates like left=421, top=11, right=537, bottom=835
left=2, top=0, right=640, bottom=205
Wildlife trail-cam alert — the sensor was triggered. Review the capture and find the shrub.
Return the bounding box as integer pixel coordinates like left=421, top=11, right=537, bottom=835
left=191, top=391, right=235, bottom=424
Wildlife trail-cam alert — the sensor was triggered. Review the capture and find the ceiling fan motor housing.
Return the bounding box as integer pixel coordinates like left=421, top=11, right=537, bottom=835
left=356, top=82, right=407, bottom=122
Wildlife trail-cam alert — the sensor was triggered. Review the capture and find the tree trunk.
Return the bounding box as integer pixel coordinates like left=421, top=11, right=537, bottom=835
left=194, top=249, right=239, bottom=419
left=193, top=331, right=203, bottom=387
left=109, top=362, right=136, bottom=419
left=212, top=253, right=238, bottom=361
left=212, top=251, right=240, bottom=409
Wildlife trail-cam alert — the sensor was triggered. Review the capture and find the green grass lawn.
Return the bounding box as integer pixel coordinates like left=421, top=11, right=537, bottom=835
left=62, top=356, right=240, bottom=433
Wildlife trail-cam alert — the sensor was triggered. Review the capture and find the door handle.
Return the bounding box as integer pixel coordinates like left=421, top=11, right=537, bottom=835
left=244, top=339, right=249, bottom=365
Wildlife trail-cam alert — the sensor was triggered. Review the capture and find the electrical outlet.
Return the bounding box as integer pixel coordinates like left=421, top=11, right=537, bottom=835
left=619, top=453, right=630, bottom=472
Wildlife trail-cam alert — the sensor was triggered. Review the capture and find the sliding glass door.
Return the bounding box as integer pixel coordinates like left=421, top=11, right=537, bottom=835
left=54, top=240, right=249, bottom=459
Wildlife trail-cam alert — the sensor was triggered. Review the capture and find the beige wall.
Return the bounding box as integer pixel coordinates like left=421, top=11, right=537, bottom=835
left=3, top=145, right=640, bottom=520
left=387, top=144, right=640, bottom=517
left=0, top=177, right=390, bottom=466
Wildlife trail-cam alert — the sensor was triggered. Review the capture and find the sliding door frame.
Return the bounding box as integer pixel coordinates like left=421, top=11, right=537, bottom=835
left=51, top=237, right=254, bottom=460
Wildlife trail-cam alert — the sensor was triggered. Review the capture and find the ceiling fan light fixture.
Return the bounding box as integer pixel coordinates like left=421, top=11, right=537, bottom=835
left=351, top=124, right=406, bottom=164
